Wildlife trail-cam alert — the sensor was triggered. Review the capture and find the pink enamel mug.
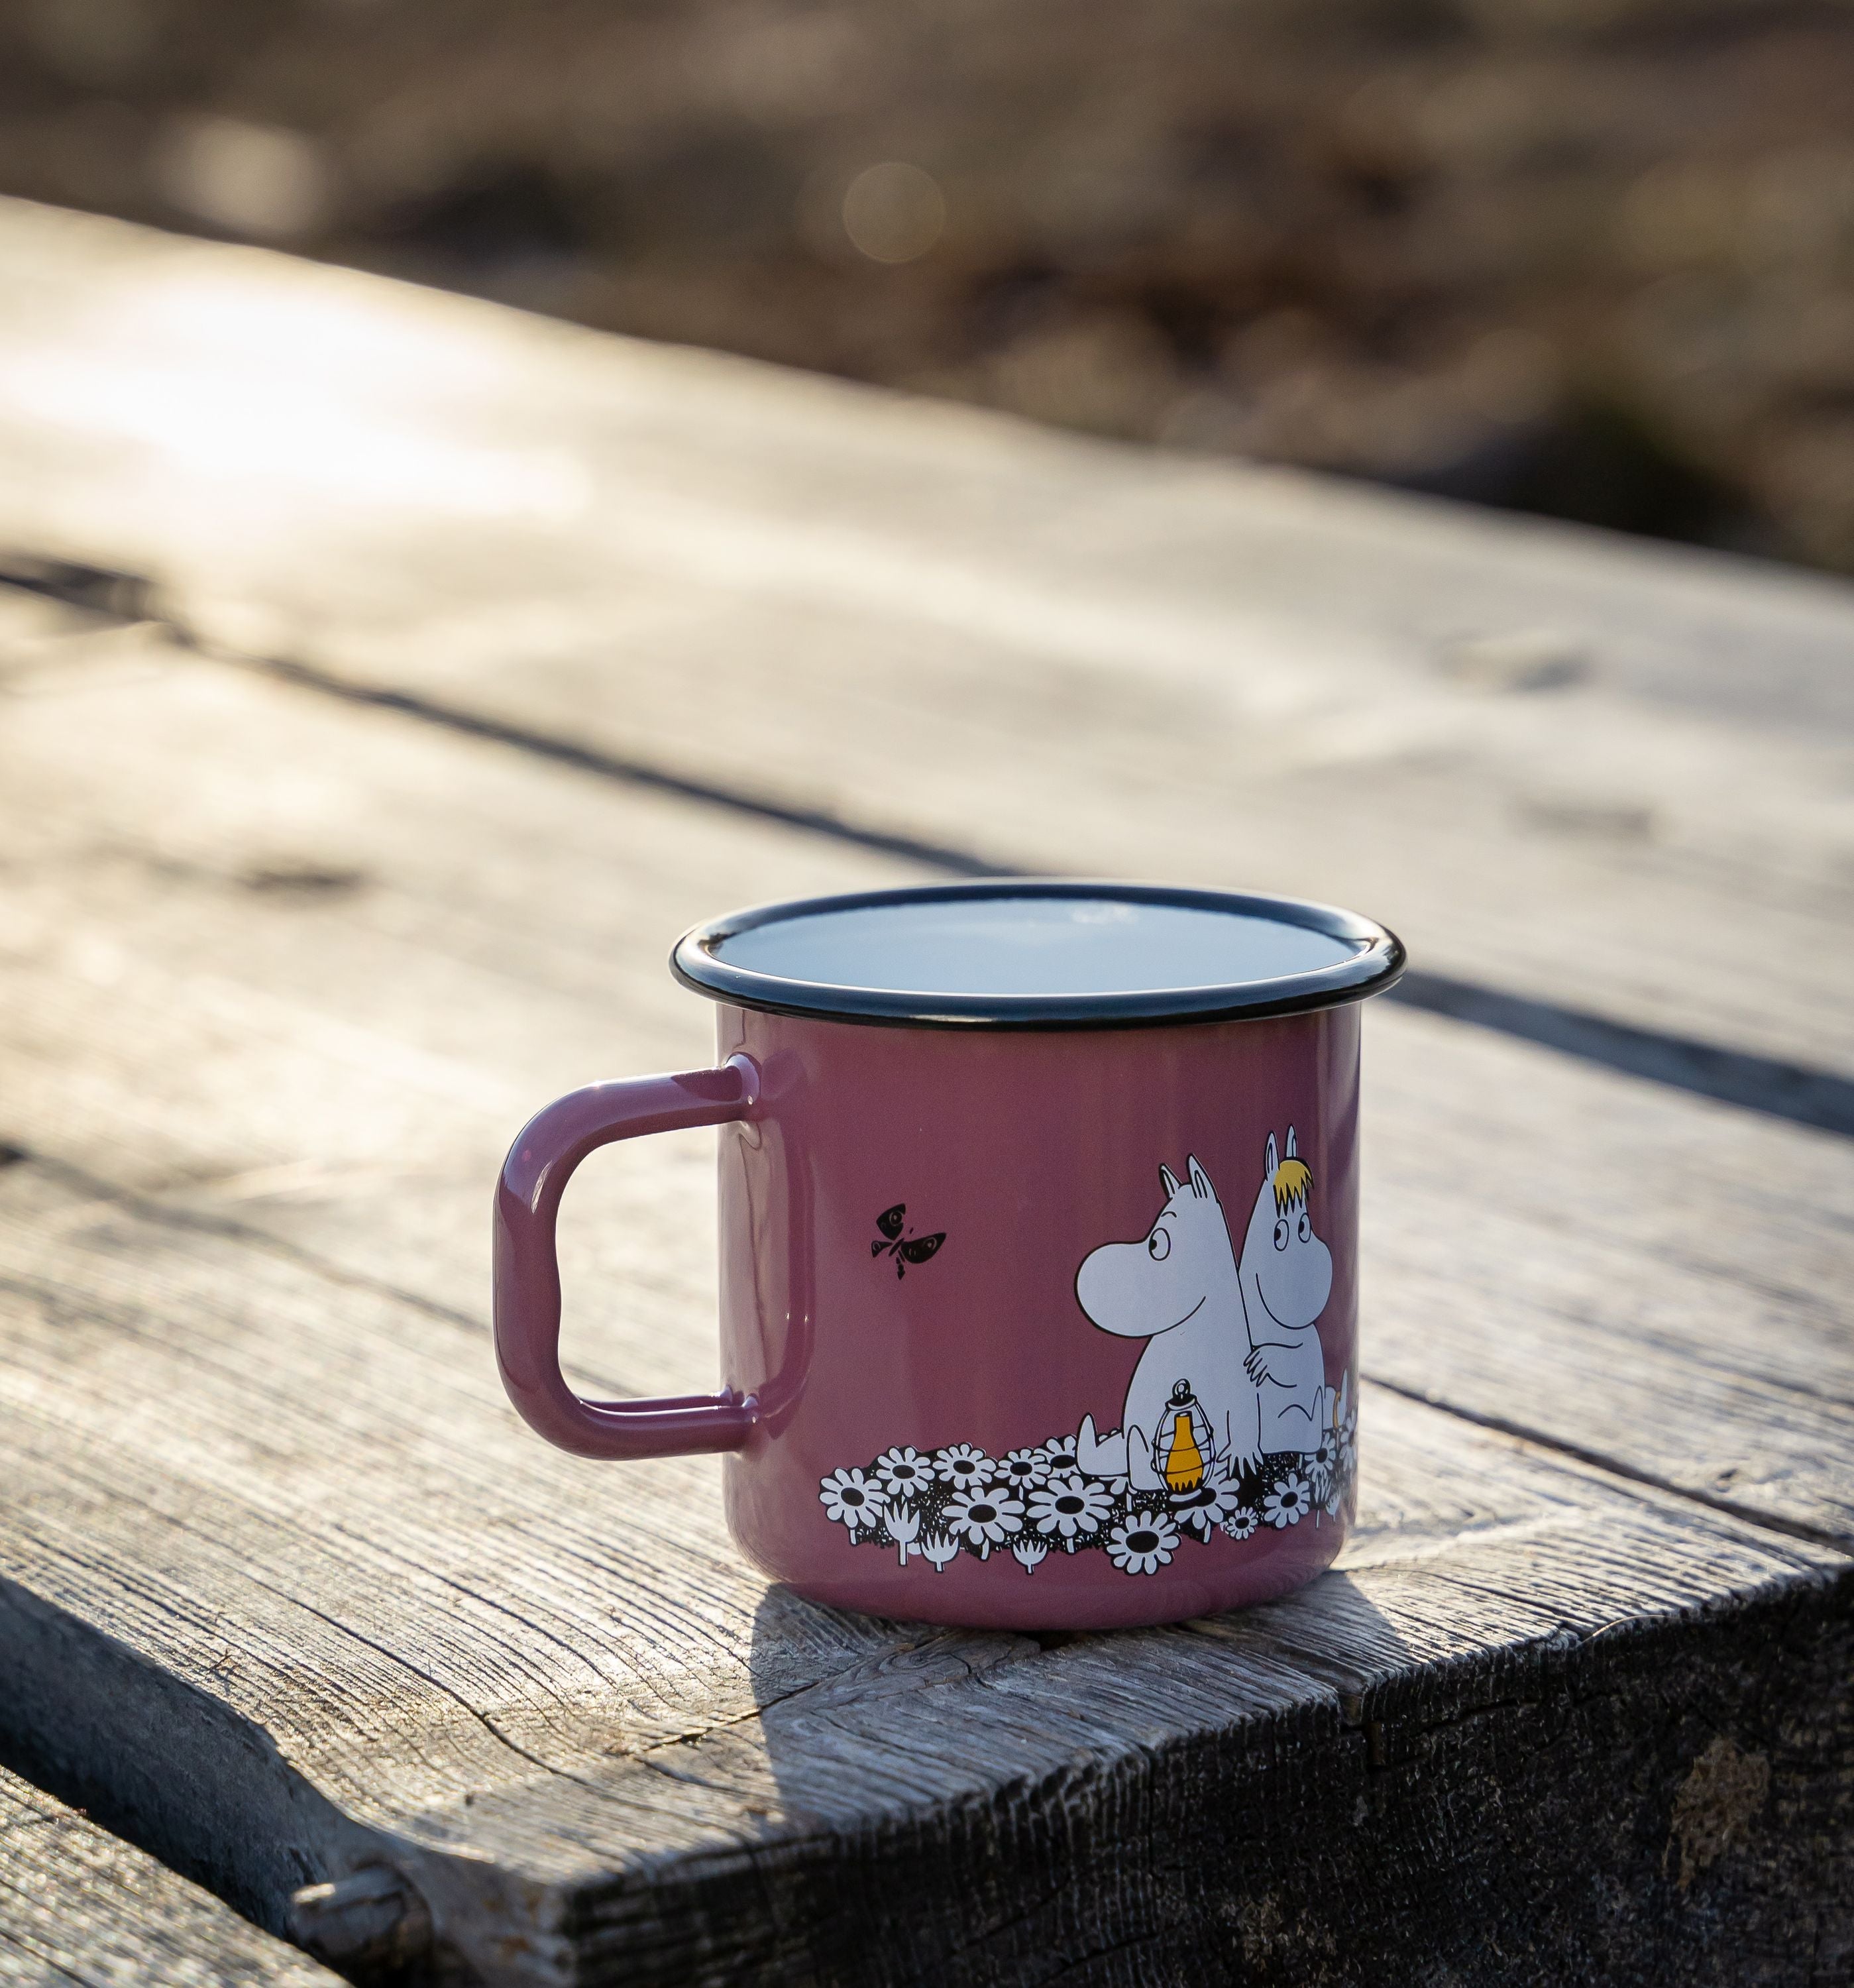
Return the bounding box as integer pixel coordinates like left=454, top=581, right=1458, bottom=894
left=494, top=881, right=1403, bottom=1631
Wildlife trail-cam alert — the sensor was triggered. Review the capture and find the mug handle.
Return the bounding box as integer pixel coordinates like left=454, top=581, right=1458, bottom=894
left=493, top=1054, right=760, bottom=1459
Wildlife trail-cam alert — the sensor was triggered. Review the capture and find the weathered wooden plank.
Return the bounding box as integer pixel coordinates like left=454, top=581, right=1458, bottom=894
left=0, top=1766, right=339, bottom=1987
left=0, top=1154, right=1845, bottom=1985
left=0, top=609, right=1847, bottom=1978
left=1, top=622, right=1849, bottom=1549
left=0, top=199, right=1849, bottom=1085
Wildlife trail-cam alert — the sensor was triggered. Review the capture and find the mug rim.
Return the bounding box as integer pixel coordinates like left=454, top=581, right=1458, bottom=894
left=669, top=879, right=1405, bottom=1030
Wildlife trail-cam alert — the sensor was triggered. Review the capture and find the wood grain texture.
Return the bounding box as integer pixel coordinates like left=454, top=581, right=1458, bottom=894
left=0, top=199, right=1849, bottom=1083
left=0, top=606, right=1847, bottom=1982
left=0, top=1766, right=339, bottom=1987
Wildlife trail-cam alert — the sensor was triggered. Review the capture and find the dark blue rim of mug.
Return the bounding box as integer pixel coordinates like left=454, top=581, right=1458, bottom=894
left=669, top=880, right=1405, bottom=1030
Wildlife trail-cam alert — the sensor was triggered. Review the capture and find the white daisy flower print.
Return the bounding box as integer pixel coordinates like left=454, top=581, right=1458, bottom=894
left=819, top=1466, right=887, bottom=1531
left=933, top=1443, right=991, bottom=1488
left=1221, top=1506, right=1260, bottom=1541
left=1263, top=1472, right=1313, bottom=1528
left=997, top=1447, right=1052, bottom=1493
left=873, top=1446, right=933, bottom=1498
left=1107, top=1510, right=1179, bottom=1576
left=943, top=1486, right=1024, bottom=1558
left=1038, top=1434, right=1080, bottom=1472
left=1306, top=1428, right=1342, bottom=1499
left=1027, top=1473, right=1114, bottom=1542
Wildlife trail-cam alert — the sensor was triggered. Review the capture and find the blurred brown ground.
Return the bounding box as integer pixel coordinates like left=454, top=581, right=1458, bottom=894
left=4, top=0, right=1853, bottom=571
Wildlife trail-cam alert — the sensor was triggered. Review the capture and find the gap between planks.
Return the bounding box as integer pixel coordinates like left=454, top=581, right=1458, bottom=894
left=3, top=560, right=1850, bottom=1142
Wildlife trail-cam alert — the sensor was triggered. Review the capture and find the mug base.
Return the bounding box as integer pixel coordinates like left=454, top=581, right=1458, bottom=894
left=737, top=1514, right=1345, bottom=1632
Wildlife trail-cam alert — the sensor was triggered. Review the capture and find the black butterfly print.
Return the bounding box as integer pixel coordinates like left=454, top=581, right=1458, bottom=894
left=871, top=1202, right=945, bottom=1278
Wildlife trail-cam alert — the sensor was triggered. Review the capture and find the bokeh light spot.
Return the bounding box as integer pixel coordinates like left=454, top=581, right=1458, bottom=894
left=841, top=162, right=945, bottom=264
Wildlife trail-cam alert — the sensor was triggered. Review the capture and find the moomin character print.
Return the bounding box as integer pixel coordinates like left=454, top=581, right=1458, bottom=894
left=815, top=1132, right=1356, bottom=1578
left=1238, top=1129, right=1335, bottom=1453
left=1072, top=1154, right=1261, bottom=1490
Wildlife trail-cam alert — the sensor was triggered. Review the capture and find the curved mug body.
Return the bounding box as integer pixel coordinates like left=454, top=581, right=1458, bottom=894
left=716, top=1002, right=1359, bottom=1629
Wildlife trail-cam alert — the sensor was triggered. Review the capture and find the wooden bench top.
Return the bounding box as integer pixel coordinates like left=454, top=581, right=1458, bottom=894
left=0, top=197, right=1848, bottom=1985
left=0, top=1767, right=339, bottom=1986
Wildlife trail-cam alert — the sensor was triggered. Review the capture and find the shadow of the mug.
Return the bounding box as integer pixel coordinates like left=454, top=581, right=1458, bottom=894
left=739, top=1562, right=1418, bottom=1969
left=728, top=1374, right=1612, bottom=1971
left=735, top=1368, right=1621, bottom=1972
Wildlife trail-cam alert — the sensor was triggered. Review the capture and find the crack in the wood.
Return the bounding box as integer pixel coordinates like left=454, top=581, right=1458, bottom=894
left=610, top=1632, right=1047, bottom=1779
left=221, top=1572, right=619, bottom=1801
left=309, top=1512, right=722, bottom=1713
left=935, top=1873, right=1099, bottom=1971
left=2, top=555, right=1847, bottom=1140
left=1033, top=1921, right=1168, bottom=1983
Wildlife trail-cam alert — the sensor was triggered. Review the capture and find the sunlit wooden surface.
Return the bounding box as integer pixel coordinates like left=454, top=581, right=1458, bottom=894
left=0, top=1765, right=340, bottom=1987
left=0, top=198, right=1848, bottom=1985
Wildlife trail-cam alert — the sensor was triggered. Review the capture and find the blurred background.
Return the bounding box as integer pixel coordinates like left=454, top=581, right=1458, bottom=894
left=3, top=0, right=1853, bottom=572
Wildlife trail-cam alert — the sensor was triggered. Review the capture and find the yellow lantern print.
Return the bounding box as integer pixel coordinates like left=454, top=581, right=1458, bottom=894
left=1152, top=1380, right=1214, bottom=1494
